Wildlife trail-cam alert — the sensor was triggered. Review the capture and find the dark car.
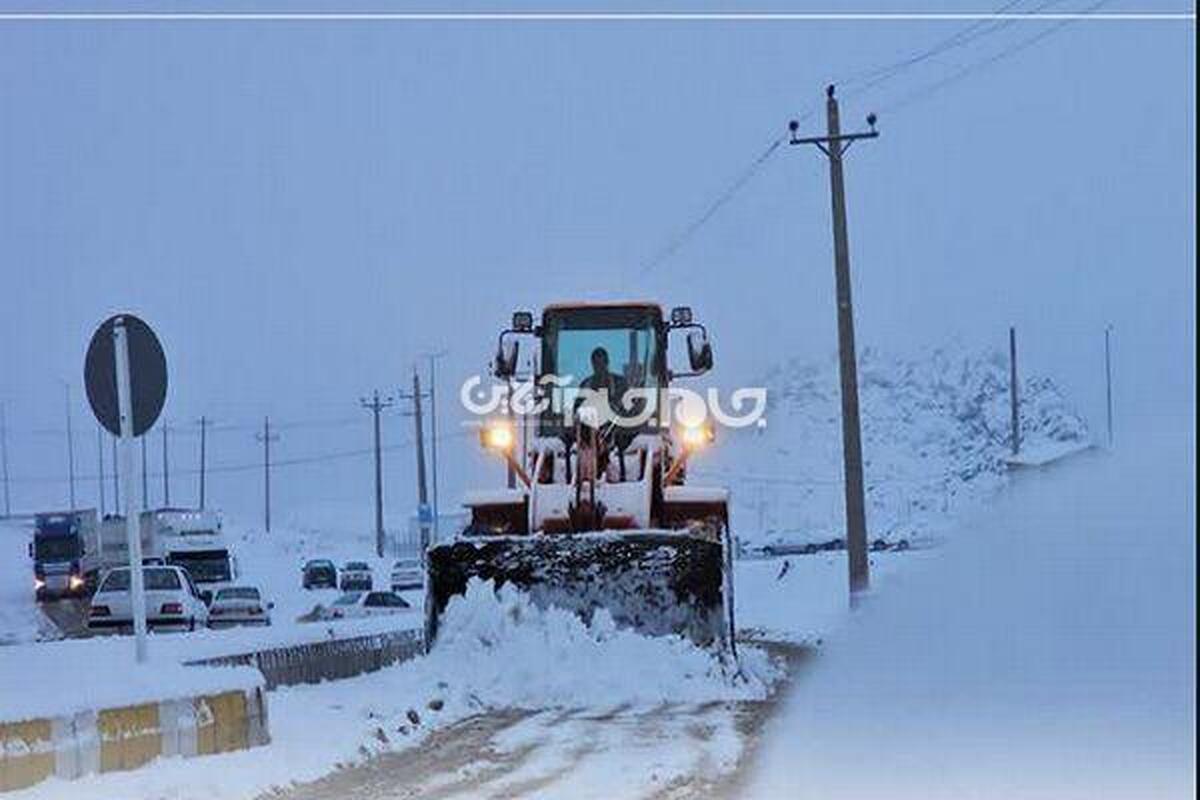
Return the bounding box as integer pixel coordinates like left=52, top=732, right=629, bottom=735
left=302, top=559, right=338, bottom=590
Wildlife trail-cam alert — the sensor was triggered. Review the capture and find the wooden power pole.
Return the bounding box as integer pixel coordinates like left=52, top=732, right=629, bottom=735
left=400, top=371, right=431, bottom=556
left=789, top=85, right=878, bottom=602
left=1010, top=326, right=1020, bottom=456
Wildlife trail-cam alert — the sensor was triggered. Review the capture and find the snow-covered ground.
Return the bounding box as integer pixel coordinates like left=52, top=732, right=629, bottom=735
left=748, top=416, right=1195, bottom=799
left=714, top=346, right=1089, bottom=548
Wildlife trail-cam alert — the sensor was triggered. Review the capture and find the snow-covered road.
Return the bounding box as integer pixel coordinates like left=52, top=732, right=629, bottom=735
left=748, top=417, right=1196, bottom=799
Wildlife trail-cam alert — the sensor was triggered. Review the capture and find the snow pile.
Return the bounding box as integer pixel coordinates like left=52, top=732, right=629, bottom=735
left=716, top=345, right=1089, bottom=547
left=427, top=578, right=777, bottom=709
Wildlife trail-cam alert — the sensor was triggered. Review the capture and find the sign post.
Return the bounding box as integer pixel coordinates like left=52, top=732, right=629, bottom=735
left=113, top=319, right=148, bottom=662
left=85, top=313, right=167, bottom=665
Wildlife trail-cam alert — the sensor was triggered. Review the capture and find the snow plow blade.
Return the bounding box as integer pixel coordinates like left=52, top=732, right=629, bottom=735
left=425, top=531, right=728, bottom=649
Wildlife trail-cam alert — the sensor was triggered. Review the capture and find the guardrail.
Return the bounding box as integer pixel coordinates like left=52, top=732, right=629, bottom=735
left=186, top=627, right=424, bottom=690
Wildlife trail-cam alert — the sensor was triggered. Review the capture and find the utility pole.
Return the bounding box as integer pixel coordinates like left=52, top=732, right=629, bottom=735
left=255, top=417, right=279, bottom=533
left=425, top=350, right=448, bottom=538
left=197, top=416, right=209, bottom=509
left=1104, top=325, right=1114, bottom=448
left=97, top=424, right=106, bottom=516
left=64, top=383, right=76, bottom=510
left=1009, top=326, right=1020, bottom=456
left=161, top=424, right=171, bottom=506
left=788, top=85, right=878, bottom=602
left=141, top=436, right=148, bottom=509
left=360, top=391, right=395, bottom=558
left=0, top=401, right=10, bottom=518
left=400, top=370, right=431, bottom=555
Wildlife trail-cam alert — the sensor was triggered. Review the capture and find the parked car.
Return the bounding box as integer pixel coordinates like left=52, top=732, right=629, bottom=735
left=390, top=557, right=423, bottom=592
left=302, top=558, right=338, bottom=590
left=339, top=561, right=373, bottom=591
left=207, top=585, right=273, bottom=628
left=87, top=565, right=209, bottom=632
left=318, top=590, right=411, bottom=620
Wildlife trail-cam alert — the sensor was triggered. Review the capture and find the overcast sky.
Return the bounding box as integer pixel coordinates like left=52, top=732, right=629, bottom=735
left=1, top=2, right=1193, bottom=525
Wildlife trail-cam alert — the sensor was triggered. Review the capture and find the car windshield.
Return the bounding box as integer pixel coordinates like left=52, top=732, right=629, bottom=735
left=345, top=563, right=369, bottom=571
left=217, top=588, right=260, bottom=601
left=539, top=306, right=662, bottom=434
left=307, top=560, right=333, bottom=570
left=99, top=568, right=181, bottom=593
left=34, top=534, right=81, bottom=562
left=333, top=593, right=362, bottom=605
left=394, top=560, right=419, bottom=569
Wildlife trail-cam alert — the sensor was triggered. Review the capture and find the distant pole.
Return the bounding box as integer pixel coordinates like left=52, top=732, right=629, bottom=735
left=198, top=416, right=208, bottom=509
left=161, top=425, right=171, bottom=506
left=360, top=390, right=395, bottom=558
left=425, top=350, right=448, bottom=538
left=0, top=401, right=11, bottom=517
left=64, top=383, right=76, bottom=510
left=141, top=436, right=148, bottom=509
left=255, top=417, right=279, bottom=533
left=1009, top=326, right=1020, bottom=456
left=789, top=86, right=878, bottom=601
left=97, top=424, right=106, bottom=516
left=401, top=371, right=431, bottom=555
left=1104, top=325, right=1114, bottom=448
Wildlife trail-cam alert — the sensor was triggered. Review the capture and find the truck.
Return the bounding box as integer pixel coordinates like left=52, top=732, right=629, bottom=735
left=31, top=509, right=98, bottom=601
left=143, top=508, right=237, bottom=587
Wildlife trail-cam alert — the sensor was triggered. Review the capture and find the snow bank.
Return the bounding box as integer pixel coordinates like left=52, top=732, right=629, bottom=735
left=716, top=346, right=1090, bottom=547
left=1, top=657, right=262, bottom=723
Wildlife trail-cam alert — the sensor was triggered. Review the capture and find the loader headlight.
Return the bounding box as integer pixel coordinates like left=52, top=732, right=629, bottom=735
left=480, top=420, right=516, bottom=453
left=679, top=421, right=714, bottom=451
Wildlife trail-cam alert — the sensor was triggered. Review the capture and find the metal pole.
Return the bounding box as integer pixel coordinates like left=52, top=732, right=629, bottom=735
left=161, top=425, right=170, bottom=506
left=198, top=416, right=207, bottom=509
left=1104, top=325, right=1114, bottom=448
left=0, top=401, right=10, bottom=517
left=111, top=436, right=119, bottom=511
left=97, top=424, right=106, bottom=516
left=64, top=383, right=76, bottom=510
left=140, top=436, right=148, bottom=509
left=1009, top=326, right=1020, bottom=456
left=826, top=88, right=869, bottom=599
left=113, top=317, right=148, bottom=663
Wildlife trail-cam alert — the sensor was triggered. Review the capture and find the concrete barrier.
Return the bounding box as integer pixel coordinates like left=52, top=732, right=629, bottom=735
left=0, top=686, right=268, bottom=793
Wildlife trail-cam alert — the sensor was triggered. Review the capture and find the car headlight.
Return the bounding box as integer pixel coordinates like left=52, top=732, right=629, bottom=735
left=34, top=578, right=45, bottom=590
left=69, top=575, right=85, bottom=590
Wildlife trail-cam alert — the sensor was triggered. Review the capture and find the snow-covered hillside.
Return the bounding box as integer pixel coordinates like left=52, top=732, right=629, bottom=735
left=710, top=346, right=1090, bottom=548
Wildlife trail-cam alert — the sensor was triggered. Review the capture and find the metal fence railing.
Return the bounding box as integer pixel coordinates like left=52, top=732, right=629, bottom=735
left=186, top=628, right=424, bottom=690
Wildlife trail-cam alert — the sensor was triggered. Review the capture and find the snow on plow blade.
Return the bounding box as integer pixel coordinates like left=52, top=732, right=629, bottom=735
left=425, top=530, right=728, bottom=649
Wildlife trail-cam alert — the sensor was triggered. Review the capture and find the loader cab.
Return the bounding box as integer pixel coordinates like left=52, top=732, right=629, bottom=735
left=538, top=303, right=667, bottom=435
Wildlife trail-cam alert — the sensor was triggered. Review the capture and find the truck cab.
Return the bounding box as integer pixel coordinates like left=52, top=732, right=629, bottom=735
left=145, top=508, right=236, bottom=586
left=31, top=509, right=97, bottom=601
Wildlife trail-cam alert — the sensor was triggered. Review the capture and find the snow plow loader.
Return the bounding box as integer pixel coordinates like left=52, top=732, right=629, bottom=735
left=426, top=302, right=736, bottom=651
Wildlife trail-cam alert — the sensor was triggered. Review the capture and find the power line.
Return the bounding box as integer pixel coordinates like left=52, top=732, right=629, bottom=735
left=878, top=0, right=1110, bottom=115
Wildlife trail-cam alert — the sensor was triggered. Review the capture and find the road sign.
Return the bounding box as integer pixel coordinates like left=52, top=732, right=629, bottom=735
left=84, top=314, right=167, bottom=437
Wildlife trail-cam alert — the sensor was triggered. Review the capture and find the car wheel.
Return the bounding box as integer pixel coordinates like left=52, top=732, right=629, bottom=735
left=188, top=617, right=196, bottom=632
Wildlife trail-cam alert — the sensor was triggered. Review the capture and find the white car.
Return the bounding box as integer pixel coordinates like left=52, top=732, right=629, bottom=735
left=207, top=585, right=273, bottom=628
left=390, top=558, right=423, bottom=592
left=319, top=590, right=411, bottom=620
left=87, top=565, right=209, bottom=632
left=339, top=561, right=374, bottom=591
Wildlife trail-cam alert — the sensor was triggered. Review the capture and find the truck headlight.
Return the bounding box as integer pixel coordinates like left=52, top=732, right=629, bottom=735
left=34, top=578, right=45, bottom=590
